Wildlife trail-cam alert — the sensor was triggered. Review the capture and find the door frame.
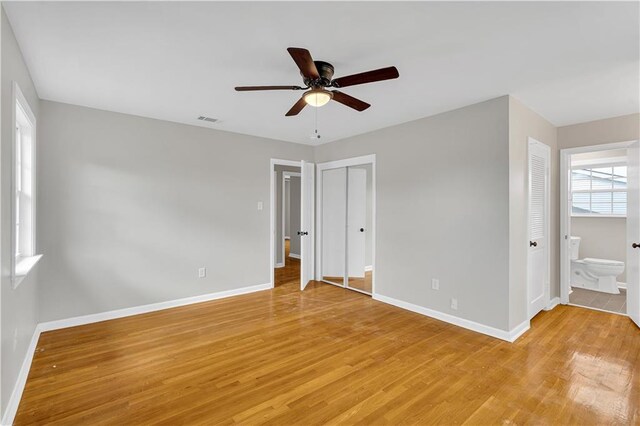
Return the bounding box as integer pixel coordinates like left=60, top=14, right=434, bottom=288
left=559, top=140, right=638, bottom=305
left=316, top=154, right=376, bottom=296
left=270, top=159, right=303, bottom=288
left=527, top=138, right=551, bottom=319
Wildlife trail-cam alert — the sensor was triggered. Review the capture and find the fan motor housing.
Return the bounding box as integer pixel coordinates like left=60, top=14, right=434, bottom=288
left=302, top=61, right=334, bottom=87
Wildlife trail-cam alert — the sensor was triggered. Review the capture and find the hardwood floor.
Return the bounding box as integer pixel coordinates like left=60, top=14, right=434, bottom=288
left=15, top=282, right=640, bottom=425
left=274, top=239, right=300, bottom=287
left=347, top=271, right=372, bottom=294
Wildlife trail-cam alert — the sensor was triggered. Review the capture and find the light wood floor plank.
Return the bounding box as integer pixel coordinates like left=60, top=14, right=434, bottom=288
left=13, top=257, right=640, bottom=425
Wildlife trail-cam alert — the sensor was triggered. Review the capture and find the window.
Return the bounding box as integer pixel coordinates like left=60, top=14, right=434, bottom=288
left=13, top=82, right=40, bottom=287
left=571, top=164, right=627, bottom=216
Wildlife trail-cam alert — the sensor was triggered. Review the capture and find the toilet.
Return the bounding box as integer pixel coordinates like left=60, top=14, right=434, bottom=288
left=570, top=236, right=624, bottom=294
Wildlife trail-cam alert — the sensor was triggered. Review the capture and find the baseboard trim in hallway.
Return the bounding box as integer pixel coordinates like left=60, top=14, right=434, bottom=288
left=1, top=282, right=271, bottom=426
left=373, top=293, right=530, bottom=342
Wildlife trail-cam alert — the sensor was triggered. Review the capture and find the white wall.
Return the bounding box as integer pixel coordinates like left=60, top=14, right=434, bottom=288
left=0, top=8, right=41, bottom=416
left=37, top=100, right=313, bottom=322
left=315, top=97, right=511, bottom=331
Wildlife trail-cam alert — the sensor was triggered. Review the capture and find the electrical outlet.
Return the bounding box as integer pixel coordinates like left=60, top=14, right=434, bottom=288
left=451, top=298, right=458, bottom=310
left=431, top=278, right=439, bottom=290
left=257, top=201, right=263, bottom=211
left=198, top=267, right=206, bottom=278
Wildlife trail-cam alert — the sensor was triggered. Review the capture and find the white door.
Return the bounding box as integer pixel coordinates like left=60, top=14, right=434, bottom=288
left=300, top=161, right=315, bottom=290
left=627, top=141, right=640, bottom=328
left=528, top=139, right=550, bottom=319
left=347, top=168, right=367, bottom=281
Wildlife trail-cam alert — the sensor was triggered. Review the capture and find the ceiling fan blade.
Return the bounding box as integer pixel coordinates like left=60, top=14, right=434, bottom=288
left=331, top=91, right=370, bottom=112
left=332, top=66, right=399, bottom=88
left=285, top=96, right=308, bottom=116
left=287, top=47, right=320, bottom=79
left=235, top=85, right=303, bottom=91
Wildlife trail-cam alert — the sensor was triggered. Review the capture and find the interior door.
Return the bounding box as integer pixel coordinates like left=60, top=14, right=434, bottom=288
left=300, top=161, right=315, bottom=290
left=528, top=139, right=550, bottom=319
left=627, top=141, right=640, bottom=327
left=347, top=167, right=367, bottom=287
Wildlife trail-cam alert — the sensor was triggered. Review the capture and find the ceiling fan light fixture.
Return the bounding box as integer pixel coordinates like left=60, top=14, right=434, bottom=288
left=303, top=89, right=332, bottom=107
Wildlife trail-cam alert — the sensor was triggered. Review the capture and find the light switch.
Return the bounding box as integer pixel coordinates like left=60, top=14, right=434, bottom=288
left=257, top=201, right=263, bottom=211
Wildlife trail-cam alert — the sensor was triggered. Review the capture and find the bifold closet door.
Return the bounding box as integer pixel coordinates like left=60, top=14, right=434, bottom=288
left=322, top=168, right=346, bottom=285
left=346, top=165, right=372, bottom=294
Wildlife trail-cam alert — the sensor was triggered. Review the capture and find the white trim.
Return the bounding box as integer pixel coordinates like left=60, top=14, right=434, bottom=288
left=288, top=253, right=300, bottom=259
left=364, top=265, right=373, bottom=272
left=39, top=283, right=271, bottom=332
left=545, top=297, right=560, bottom=311
left=1, top=283, right=271, bottom=426
left=284, top=236, right=290, bottom=240
left=373, top=294, right=530, bottom=342
left=2, top=326, right=41, bottom=426
left=275, top=262, right=284, bottom=268
left=567, top=303, right=628, bottom=317
left=270, top=159, right=302, bottom=288
left=560, top=140, right=638, bottom=306
left=12, top=82, right=39, bottom=289
left=315, top=154, right=376, bottom=297
left=281, top=173, right=286, bottom=266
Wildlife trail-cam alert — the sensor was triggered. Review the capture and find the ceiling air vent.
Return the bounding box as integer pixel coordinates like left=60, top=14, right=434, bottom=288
left=197, top=116, right=218, bottom=123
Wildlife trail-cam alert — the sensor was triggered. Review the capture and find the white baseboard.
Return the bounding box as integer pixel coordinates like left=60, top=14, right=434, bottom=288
left=545, top=297, right=560, bottom=311
left=284, top=236, right=290, bottom=240
left=618, top=281, right=626, bottom=290
left=275, top=262, right=284, bottom=268
left=39, top=283, right=271, bottom=332
left=288, top=253, right=300, bottom=259
left=1, top=326, right=41, bottom=426
left=373, top=293, right=529, bottom=342
left=2, top=283, right=271, bottom=426
left=364, top=265, right=373, bottom=272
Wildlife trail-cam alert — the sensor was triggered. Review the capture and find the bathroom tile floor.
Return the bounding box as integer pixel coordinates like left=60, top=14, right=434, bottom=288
left=569, top=287, right=626, bottom=314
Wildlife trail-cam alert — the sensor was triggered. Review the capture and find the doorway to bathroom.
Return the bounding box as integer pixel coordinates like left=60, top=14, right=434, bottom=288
left=560, top=140, right=640, bottom=327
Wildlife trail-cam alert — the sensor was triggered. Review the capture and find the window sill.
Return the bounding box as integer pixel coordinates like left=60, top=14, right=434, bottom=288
left=571, top=215, right=626, bottom=219
left=12, top=254, right=42, bottom=289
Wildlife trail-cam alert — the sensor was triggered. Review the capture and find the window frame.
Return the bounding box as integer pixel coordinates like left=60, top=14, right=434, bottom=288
left=12, top=82, right=41, bottom=288
left=570, top=160, right=627, bottom=218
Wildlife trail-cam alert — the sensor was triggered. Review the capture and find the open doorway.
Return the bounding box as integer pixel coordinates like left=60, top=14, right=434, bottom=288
left=270, top=159, right=315, bottom=290
left=275, top=167, right=301, bottom=287
left=561, top=140, right=640, bottom=327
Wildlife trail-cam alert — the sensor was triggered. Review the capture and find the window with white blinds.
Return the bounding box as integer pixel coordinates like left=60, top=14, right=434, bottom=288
left=571, top=164, right=627, bottom=216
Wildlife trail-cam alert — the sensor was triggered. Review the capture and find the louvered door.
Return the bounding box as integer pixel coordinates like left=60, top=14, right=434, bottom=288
left=528, top=138, right=550, bottom=319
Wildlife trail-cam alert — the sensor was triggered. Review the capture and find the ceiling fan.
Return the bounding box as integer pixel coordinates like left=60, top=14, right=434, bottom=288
left=235, top=47, right=399, bottom=116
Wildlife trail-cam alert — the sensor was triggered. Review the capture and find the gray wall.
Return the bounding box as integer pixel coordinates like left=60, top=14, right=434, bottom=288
left=558, top=113, right=640, bottom=149
left=1, top=8, right=41, bottom=415
left=507, top=96, right=558, bottom=329
left=289, top=177, right=301, bottom=256
left=284, top=179, right=290, bottom=239
left=37, top=100, right=313, bottom=322
left=314, top=97, right=511, bottom=331
left=572, top=217, right=627, bottom=282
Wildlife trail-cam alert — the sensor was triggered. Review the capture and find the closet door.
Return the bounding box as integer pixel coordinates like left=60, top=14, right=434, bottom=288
left=321, top=168, right=346, bottom=285
left=346, top=165, right=372, bottom=294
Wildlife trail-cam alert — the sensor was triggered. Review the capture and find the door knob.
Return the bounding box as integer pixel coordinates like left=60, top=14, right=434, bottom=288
left=530, top=241, right=537, bottom=247
left=359, top=228, right=365, bottom=232
left=297, top=231, right=308, bottom=236
left=633, top=243, right=640, bottom=249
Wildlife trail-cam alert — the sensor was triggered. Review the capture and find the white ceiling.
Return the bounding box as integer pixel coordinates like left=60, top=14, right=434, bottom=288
left=4, top=1, right=639, bottom=145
